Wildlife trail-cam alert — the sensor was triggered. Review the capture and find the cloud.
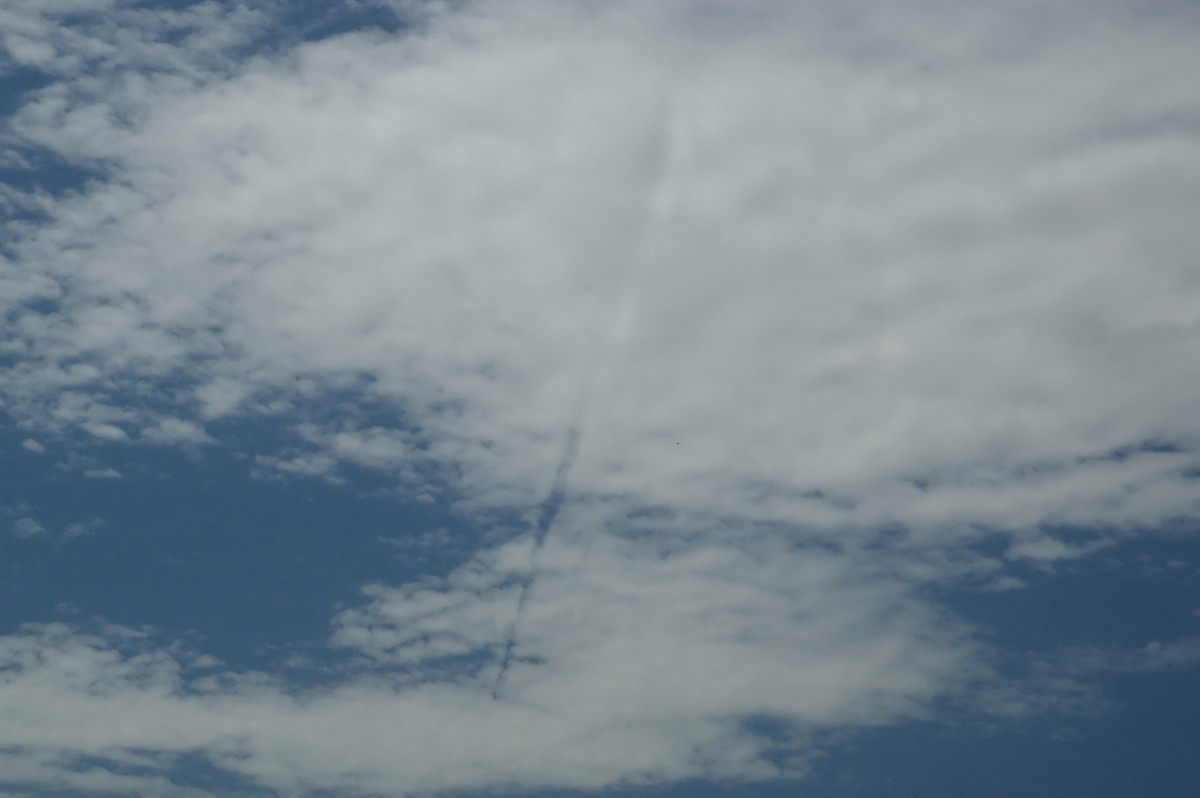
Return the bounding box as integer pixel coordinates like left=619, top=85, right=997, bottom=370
left=1, top=0, right=1198, bottom=794
left=63, top=518, right=103, bottom=538
left=1058, top=637, right=1200, bottom=675
left=0, top=538, right=1188, bottom=795
left=334, top=521, right=981, bottom=721
left=0, top=521, right=981, bottom=796
left=11, top=516, right=46, bottom=538
left=975, top=635, right=1200, bottom=719
left=139, top=417, right=213, bottom=446
left=6, top=0, right=1198, bottom=535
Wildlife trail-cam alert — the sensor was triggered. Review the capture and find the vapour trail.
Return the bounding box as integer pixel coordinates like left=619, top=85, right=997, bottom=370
left=491, top=425, right=581, bottom=699
left=490, top=93, right=676, bottom=700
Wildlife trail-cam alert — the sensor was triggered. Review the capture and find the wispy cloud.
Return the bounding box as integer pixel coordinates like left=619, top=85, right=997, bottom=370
left=11, top=516, right=46, bottom=538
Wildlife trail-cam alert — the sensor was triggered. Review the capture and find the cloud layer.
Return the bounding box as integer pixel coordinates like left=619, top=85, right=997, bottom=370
left=2, top=0, right=1199, bottom=794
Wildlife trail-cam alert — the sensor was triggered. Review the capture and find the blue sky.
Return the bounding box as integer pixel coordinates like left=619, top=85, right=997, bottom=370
left=1, top=1, right=1199, bottom=795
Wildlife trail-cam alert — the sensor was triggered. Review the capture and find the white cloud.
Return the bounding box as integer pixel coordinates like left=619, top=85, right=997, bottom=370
left=81, top=421, right=127, bottom=441
left=6, top=0, right=1197, bottom=535
left=0, top=539, right=1188, bottom=795
left=0, top=521, right=982, bottom=795
left=253, top=451, right=340, bottom=480
left=335, top=520, right=980, bottom=727
left=140, top=417, right=213, bottom=445
left=21, top=439, right=45, bottom=453
left=976, top=635, right=1200, bottom=718
left=1, top=0, right=1199, bottom=794
left=11, top=517, right=46, bottom=538
left=64, top=518, right=103, bottom=538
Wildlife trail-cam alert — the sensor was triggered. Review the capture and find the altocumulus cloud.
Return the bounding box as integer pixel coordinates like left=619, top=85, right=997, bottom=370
left=1, top=0, right=1199, bottom=795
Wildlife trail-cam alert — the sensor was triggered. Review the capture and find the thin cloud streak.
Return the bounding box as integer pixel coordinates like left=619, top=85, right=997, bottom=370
left=493, top=424, right=580, bottom=699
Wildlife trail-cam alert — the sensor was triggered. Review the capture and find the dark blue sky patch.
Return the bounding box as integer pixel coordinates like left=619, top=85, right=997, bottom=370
left=0, top=750, right=277, bottom=798
left=0, top=416, right=476, bottom=672
left=456, top=779, right=825, bottom=798
left=164, top=751, right=278, bottom=798
left=937, top=536, right=1200, bottom=653
left=13, top=296, right=64, bottom=318
left=792, top=664, right=1200, bottom=798
left=1092, top=439, right=1186, bottom=462
left=0, top=66, right=53, bottom=119
left=285, top=0, right=408, bottom=43
left=0, top=150, right=103, bottom=221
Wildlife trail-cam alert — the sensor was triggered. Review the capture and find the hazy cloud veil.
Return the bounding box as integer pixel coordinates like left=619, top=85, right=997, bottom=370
left=1, top=0, right=1199, bottom=794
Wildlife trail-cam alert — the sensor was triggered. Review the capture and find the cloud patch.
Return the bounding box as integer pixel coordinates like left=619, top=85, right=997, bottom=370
left=5, top=0, right=1198, bottom=536
left=0, top=0, right=1198, bottom=795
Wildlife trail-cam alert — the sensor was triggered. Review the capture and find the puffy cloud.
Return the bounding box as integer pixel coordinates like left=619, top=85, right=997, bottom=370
left=5, top=0, right=1198, bottom=535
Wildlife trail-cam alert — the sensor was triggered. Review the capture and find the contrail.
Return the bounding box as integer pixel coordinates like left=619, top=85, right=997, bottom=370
left=491, top=425, right=580, bottom=699
left=490, top=93, right=675, bottom=701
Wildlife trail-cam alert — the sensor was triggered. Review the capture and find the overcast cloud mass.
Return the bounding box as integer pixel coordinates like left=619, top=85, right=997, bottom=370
left=1, top=0, right=1199, bottom=795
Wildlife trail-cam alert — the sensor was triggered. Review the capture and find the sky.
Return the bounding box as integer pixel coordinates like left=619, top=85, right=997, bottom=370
left=1, top=0, right=1199, bottom=796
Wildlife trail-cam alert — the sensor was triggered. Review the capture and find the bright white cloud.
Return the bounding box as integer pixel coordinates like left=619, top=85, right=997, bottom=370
left=6, top=0, right=1198, bottom=532
left=1, top=0, right=1199, bottom=794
